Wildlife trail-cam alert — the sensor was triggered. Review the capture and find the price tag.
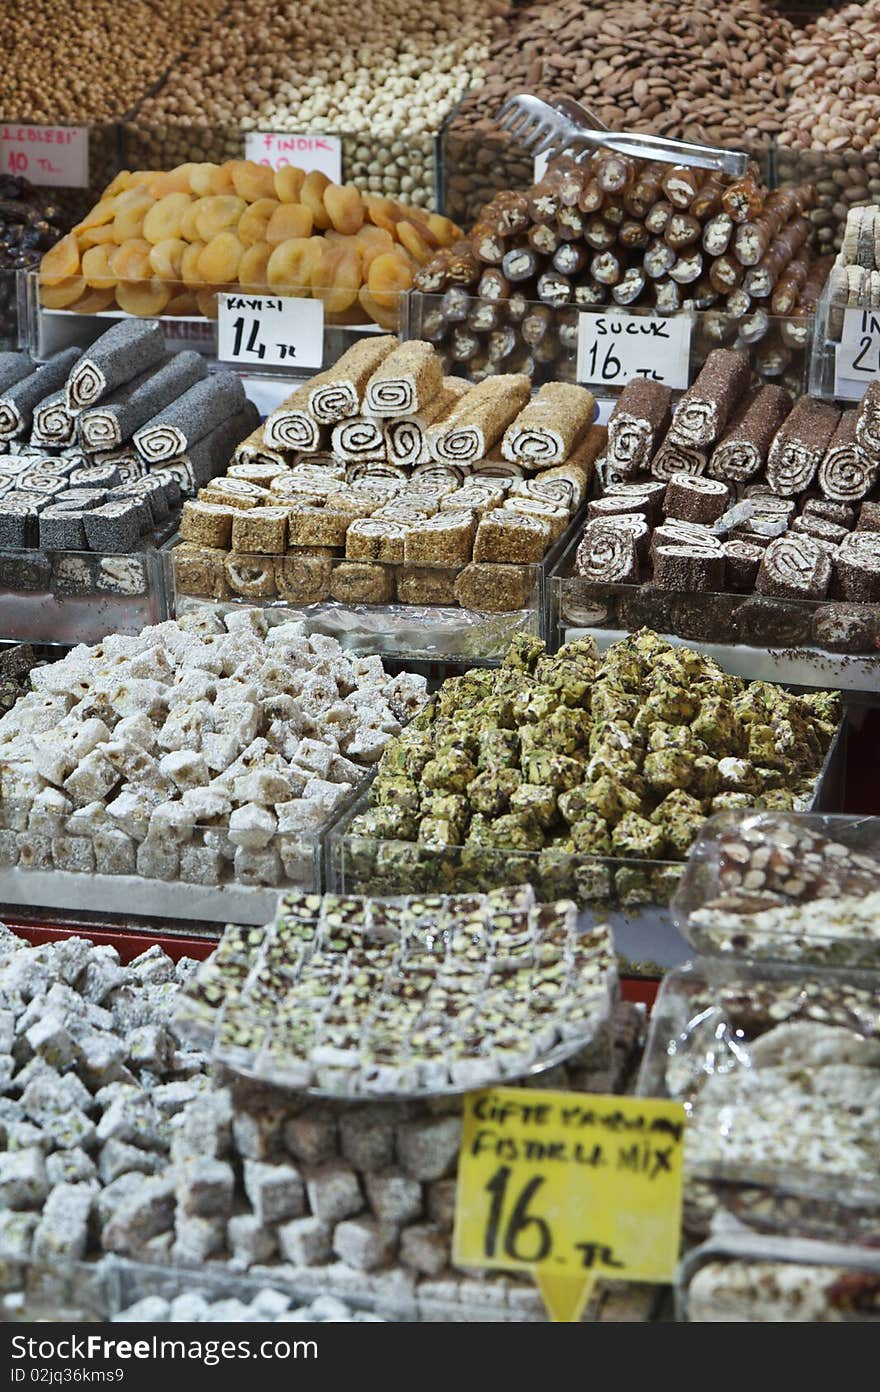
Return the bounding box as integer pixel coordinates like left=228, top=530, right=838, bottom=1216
left=577, top=310, right=692, bottom=389
left=834, top=308, right=880, bottom=400
left=217, top=294, right=325, bottom=370
left=244, top=132, right=342, bottom=183
left=454, top=1086, right=686, bottom=1322
left=0, top=123, right=89, bottom=188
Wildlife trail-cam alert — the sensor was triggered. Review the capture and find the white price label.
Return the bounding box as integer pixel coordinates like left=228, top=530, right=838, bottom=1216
left=577, top=311, right=692, bottom=389
left=0, top=123, right=89, bottom=188
left=244, top=132, right=342, bottom=183
left=834, top=308, right=880, bottom=399
left=217, top=294, right=325, bottom=370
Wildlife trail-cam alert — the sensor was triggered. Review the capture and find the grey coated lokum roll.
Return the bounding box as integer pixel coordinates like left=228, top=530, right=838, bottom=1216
left=0, top=349, right=81, bottom=441
left=133, top=373, right=247, bottom=464
left=31, top=391, right=75, bottom=447
left=65, top=320, right=166, bottom=411
left=160, top=403, right=259, bottom=490
left=0, top=351, right=33, bottom=397
left=78, top=351, right=207, bottom=452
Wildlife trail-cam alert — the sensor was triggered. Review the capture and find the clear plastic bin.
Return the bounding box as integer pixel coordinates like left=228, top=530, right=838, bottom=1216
left=639, top=958, right=880, bottom=1244
left=671, top=810, right=880, bottom=969
left=678, top=1223, right=880, bottom=1322
left=0, top=542, right=170, bottom=644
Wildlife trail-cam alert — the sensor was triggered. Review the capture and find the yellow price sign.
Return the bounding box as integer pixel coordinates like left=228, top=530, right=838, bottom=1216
left=453, top=1087, right=686, bottom=1321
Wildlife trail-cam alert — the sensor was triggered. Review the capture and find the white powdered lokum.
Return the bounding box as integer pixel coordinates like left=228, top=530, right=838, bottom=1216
left=0, top=610, right=427, bottom=890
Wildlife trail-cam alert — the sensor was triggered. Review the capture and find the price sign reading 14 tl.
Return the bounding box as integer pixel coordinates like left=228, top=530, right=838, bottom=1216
left=577, top=310, right=693, bottom=390
left=0, top=124, right=89, bottom=188
left=454, top=1087, right=686, bottom=1322
left=217, top=294, right=325, bottom=370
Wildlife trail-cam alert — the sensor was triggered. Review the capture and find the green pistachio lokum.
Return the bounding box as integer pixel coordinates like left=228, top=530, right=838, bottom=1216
left=522, top=749, right=583, bottom=791
left=503, top=632, right=546, bottom=674
left=481, top=812, right=546, bottom=852
left=540, top=706, right=592, bottom=753
left=614, top=865, right=655, bottom=907
left=420, top=791, right=471, bottom=830
left=422, top=747, right=478, bottom=793
left=589, top=683, right=639, bottom=725
left=373, top=776, right=421, bottom=811
left=467, top=766, right=522, bottom=816
left=477, top=729, right=521, bottom=770
left=570, top=813, right=613, bottom=856
left=646, top=722, right=694, bottom=753
left=611, top=812, right=667, bottom=860
left=710, top=791, right=754, bottom=812
left=418, top=817, right=462, bottom=850
left=643, top=747, right=696, bottom=795
left=561, top=775, right=641, bottom=826
left=509, top=783, right=558, bottom=828
left=691, top=698, right=745, bottom=755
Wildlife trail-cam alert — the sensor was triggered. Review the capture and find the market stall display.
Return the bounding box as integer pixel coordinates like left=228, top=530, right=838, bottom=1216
left=330, top=627, right=841, bottom=909
left=39, top=159, right=462, bottom=326
left=672, top=810, right=880, bottom=968
left=414, top=157, right=820, bottom=388
left=555, top=353, right=880, bottom=658
left=171, top=337, right=599, bottom=629
left=177, top=884, right=616, bottom=1095
left=0, top=607, right=427, bottom=922
left=680, top=1236, right=880, bottom=1322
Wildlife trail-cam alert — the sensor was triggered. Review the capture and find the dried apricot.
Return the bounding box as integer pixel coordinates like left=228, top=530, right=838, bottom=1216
left=143, top=192, right=193, bottom=245
left=165, top=291, right=200, bottom=316
left=367, top=251, right=413, bottom=310
left=266, top=236, right=323, bottom=294
left=426, top=213, right=461, bottom=245
left=179, top=200, right=204, bottom=243
left=39, top=232, right=80, bottom=285
left=116, top=280, right=172, bottom=315
left=358, top=285, right=400, bottom=330
left=196, top=288, right=220, bottom=319
left=396, top=219, right=437, bottom=265
left=274, top=166, right=306, bottom=203
left=194, top=195, right=246, bottom=242
left=228, top=160, right=276, bottom=202
left=148, top=237, right=187, bottom=281
left=77, top=223, right=116, bottom=249
left=300, top=171, right=332, bottom=229
left=41, top=276, right=86, bottom=309
left=112, top=189, right=155, bottom=244
left=181, top=241, right=207, bottom=288
left=265, top=202, right=314, bottom=245
left=324, top=183, right=364, bottom=236
left=238, top=198, right=279, bottom=246
left=109, top=239, right=152, bottom=282
left=81, top=245, right=117, bottom=290
left=76, top=197, right=117, bottom=231
left=311, top=243, right=361, bottom=314
left=198, top=231, right=245, bottom=284
left=68, top=287, right=115, bottom=314
left=188, top=164, right=218, bottom=196
left=238, top=241, right=271, bottom=293
left=364, top=195, right=401, bottom=237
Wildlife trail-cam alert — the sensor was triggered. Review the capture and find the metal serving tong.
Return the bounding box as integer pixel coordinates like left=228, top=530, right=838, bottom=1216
left=498, top=92, right=748, bottom=177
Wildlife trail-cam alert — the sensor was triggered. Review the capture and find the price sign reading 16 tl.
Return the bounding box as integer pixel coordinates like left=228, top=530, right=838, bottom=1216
left=577, top=310, right=693, bottom=390
left=454, top=1087, right=686, bottom=1322
left=218, top=294, right=324, bottom=370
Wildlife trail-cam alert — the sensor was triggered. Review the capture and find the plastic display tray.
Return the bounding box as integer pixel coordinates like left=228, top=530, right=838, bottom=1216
left=166, top=506, right=582, bottom=663
left=0, top=539, right=170, bottom=645
left=325, top=720, right=846, bottom=972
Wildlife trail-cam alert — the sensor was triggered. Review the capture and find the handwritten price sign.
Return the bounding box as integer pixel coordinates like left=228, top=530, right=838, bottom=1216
left=217, top=293, right=325, bottom=370
left=835, top=308, right=880, bottom=400
left=244, top=132, right=342, bottom=183
left=577, top=310, right=693, bottom=390
left=0, top=124, right=89, bottom=188
left=454, top=1087, right=686, bottom=1321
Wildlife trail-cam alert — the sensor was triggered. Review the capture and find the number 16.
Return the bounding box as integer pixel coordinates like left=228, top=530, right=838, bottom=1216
left=484, top=1165, right=553, bottom=1263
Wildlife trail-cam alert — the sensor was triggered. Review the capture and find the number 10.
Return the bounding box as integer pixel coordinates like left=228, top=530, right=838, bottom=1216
left=484, top=1165, right=553, bottom=1263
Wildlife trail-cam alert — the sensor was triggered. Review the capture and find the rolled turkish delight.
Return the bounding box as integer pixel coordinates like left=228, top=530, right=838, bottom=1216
left=364, top=340, right=443, bottom=417
left=606, top=380, right=672, bottom=475
left=307, top=334, right=399, bottom=423
left=385, top=378, right=469, bottom=467
left=78, top=351, right=206, bottom=451
left=0, top=348, right=81, bottom=441
left=397, top=566, right=459, bottom=605
left=501, top=382, right=595, bottom=467
left=133, top=373, right=247, bottom=464
left=834, top=531, right=880, bottom=602
left=403, top=512, right=476, bottom=566
left=428, top=374, right=531, bottom=464
left=575, top=521, right=639, bottom=583
left=669, top=349, right=750, bottom=449
left=665, top=474, right=729, bottom=525
left=328, top=561, right=394, bottom=604
left=345, top=518, right=409, bottom=564
left=653, top=543, right=726, bottom=592
left=650, top=439, right=708, bottom=481
left=756, top=534, right=833, bottom=600
left=330, top=417, right=385, bottom=463
left=232, top=425, right=291, bottom=473
left=473, top=510, right=551, bottom=564
left=854, top=380, right=880, bottom=459
left=224, top=552, right=277, bottom=598
left=724, top=539, right=764, bottom=591
left=31, top=392, right=75, bottom=447
left=65, top=319, right=165, bottom=411
left=708, top=386, right=792, bottom=484
left=178, top=404, right=260, bottom=489
left=0, top=351, right=33, bottom=398
left=274, top=548, right=333, bottom=604
left=818, top=410, right=879, bottom=504
left=767, top=398, right=841, bottom=498
left=263, top=379, right=328, bottom=453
